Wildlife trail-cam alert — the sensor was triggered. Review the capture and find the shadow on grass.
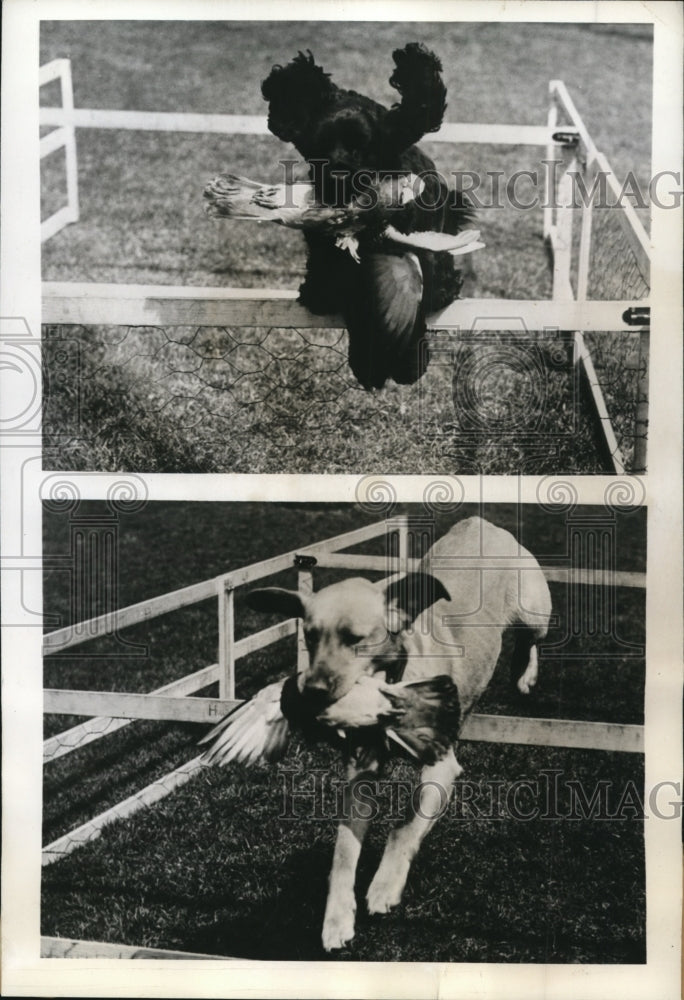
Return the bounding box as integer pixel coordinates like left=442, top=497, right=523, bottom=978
left=185, top=845, right=333, bottom=960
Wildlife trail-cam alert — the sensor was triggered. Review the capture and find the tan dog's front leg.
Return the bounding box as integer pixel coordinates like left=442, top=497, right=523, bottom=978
left=322, top=756, right=380, bottom=951
left=367, top=750, right=461, bottom=915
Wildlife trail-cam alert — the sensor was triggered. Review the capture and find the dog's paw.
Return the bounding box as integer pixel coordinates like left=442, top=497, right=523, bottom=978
left=321, top=900, right=356, bottom=951
left=366, top=859, right=409, bottom=914
left=516, top=654, right=539, bottom=695
left=517, top=671, right=537, bottom=695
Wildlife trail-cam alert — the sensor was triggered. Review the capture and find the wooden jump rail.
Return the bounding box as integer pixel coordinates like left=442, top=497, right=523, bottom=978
left=40, top=935, right=228, bottom=960
left=41, top=282, right=647, bottom=334
left=40, top=61, right=651, bottom=475
left=42, top=515, right=646, bottom=867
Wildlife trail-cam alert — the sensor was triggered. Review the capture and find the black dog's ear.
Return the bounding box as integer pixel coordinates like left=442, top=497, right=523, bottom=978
left=261, top=50, right=336, bottom=145
left=246, top=587, right=307, bottom=620
left=382, top=572, right=450, bottom=625
left=378, top=42, right=447, bottom=155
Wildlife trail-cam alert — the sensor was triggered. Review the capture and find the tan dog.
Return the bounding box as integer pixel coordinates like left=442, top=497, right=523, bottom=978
left=245, top=516, right=552, bottom=951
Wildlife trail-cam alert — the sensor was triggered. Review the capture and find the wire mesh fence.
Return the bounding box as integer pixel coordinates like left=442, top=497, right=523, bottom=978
left=587, top=208, right=649, bottom=301
left=43, top=748, right=207, bottom=864
left=42, top=319, right=645, bottom=475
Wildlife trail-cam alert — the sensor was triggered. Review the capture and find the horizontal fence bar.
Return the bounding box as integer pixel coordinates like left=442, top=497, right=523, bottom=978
left=461, top=713, right=643, bottom=754
left=42, top=710, right=642, bottom=865
left=43, top=548, right=645, bottom=657
left=44, top=690, right=239, bottom=723
left=42, top=518, right=394, bottom=655
left=432, top=122, right=558, bottom=146
left=43, top=576, right=220, bottom=654
left=41, top=936, right=229, bottom=960
left=212, top=519, right=398, bottom=590
left=42, top=282, right=310, bottom=327
left=430, top=297, right=649, bottom=333
left=235, top=617, right=297, bottom=656
left=39, top=107, right=558, bottom=146
left=40, top=108, right=269, bottom=134
left=43, top=623, right=297, bottom=761
left=42, top=282, right=649, bottom=332
left=313, top=553, right=413, bottom=573
left=42, top=711, right=643, bottom=863
left=43, top=662, right=220, bottom=763
left=46, top=668, right=646, bottom=731
left=541, top=567, right=645, bottom=588
left=42, top=755, right=206, bottom=865
left=312, top=552, right=645, bottom=588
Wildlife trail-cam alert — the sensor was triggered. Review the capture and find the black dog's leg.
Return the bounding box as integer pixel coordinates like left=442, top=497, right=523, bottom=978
left=298, top=233, right=357, bottom=316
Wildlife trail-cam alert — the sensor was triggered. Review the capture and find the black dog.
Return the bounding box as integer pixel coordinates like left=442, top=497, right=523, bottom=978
left=261, top=44, right=473, bottom=389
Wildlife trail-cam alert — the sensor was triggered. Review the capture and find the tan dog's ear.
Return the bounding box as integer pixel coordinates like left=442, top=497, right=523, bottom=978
left=246, top=587, right=307, bottom=620
left=382, top=573, right=450, bottom=627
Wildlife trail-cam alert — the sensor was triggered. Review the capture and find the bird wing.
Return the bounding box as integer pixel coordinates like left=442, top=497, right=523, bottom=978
left=384, top=225, right=484, bottom=255
left=203, top=174, right=316, bottom=224
left=366, top=251, right=423, bottom=355
left=343, top=250, right=425, bottom=389
left=199, top=678, right=290, bottom=766
left=252, top=183, right=315, bottom=212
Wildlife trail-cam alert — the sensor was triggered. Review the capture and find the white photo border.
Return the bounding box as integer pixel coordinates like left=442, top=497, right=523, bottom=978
left=1, top=1, right=682, bottom=997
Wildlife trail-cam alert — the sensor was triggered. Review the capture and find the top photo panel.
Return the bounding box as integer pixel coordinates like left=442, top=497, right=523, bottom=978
left=40, top=20, right=654, bottom=475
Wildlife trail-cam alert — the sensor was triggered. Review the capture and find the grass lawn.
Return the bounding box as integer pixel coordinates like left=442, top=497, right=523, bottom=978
left=40, top=21, right=652, bottom=473
left=42, top=502, right=646, bottom=962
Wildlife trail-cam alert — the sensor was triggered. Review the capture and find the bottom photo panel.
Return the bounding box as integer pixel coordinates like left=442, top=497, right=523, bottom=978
left=42, top=495, right=646, bottom=963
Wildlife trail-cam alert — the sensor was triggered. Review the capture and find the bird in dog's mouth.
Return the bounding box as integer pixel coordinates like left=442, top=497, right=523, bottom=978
left=199, top=671, right=461, bottom=767
left=203, top=171, right=483, bottom=263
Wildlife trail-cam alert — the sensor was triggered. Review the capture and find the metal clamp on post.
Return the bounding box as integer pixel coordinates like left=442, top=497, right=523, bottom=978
left=621, top=306, right=650, bottom=327
left=293, top=554, right=318, bottom=569
left=552, top=129, right=580, bottom=147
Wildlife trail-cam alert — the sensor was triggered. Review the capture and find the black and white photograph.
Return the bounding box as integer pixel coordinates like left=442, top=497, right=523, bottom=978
left=39, top=17, right=654, bottom=474
left=41, top=497, right=646, bottom=962
left=1, top=1, right=682, bottom=998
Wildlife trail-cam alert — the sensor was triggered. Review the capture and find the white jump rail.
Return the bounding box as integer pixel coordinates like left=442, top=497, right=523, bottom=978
left=41, top=282, right=647, bottom=334
left=42, top=515, right=646, bottom=866
left=38, top=105, right=563, bottom=148
left=41, top=935, right=229, bottom=960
